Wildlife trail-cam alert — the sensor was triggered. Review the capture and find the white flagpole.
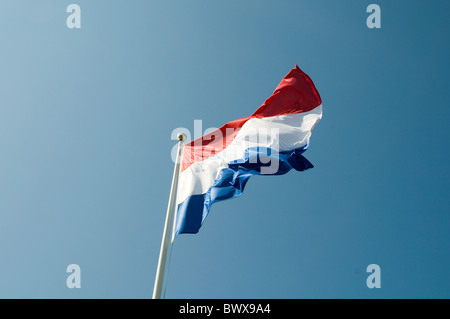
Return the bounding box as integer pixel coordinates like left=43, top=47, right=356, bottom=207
left=152, top=133, right=186, bottom=299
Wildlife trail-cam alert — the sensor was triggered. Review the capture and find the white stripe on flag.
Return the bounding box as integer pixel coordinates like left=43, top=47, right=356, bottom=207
left=176, top=104, right=322, bottom=206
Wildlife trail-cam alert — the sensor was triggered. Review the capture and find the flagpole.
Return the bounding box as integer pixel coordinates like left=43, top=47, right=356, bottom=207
left=152, top=133, right=186, bottom=299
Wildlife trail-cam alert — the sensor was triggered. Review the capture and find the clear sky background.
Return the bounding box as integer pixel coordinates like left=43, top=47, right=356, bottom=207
left=0, top=0, right=449, bottom=298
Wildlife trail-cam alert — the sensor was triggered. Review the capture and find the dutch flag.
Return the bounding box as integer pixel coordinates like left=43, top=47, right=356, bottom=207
left=173, top=65, right=323, bottom=239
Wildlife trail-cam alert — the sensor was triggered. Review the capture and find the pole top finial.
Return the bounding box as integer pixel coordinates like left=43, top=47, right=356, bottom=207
left=177, top=133, right=187, bottom=142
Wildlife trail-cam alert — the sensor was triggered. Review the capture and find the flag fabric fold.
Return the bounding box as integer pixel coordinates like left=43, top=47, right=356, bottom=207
left=173, top=65, right=322, bottom=238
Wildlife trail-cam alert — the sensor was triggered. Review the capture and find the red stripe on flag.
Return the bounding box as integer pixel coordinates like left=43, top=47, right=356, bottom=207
left=181, top=65, right=322, bottom=172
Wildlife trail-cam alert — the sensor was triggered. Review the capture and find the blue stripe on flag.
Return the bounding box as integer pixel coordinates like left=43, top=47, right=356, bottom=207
left=174, top=146, right=314, bottom=237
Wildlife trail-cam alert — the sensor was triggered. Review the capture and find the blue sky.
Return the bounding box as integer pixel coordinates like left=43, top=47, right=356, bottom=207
left=0, top=0, right=449, bottom=298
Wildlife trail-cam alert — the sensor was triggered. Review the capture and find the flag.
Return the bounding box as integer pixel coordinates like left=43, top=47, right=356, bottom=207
left=173, top=65, right=322, bottom=238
